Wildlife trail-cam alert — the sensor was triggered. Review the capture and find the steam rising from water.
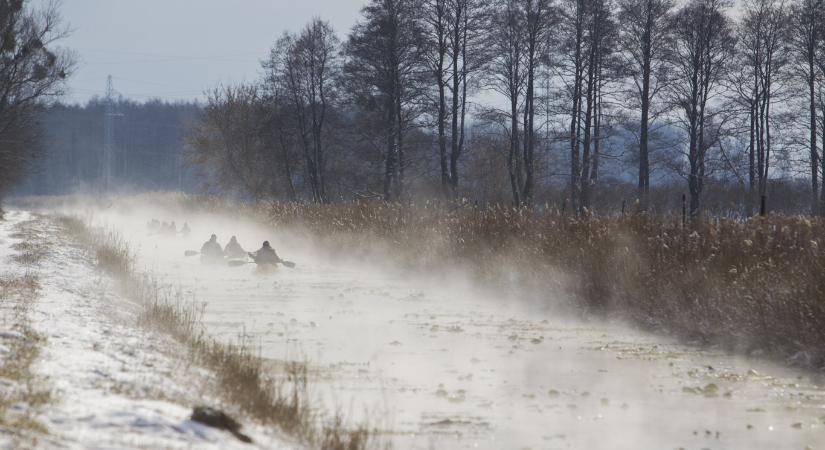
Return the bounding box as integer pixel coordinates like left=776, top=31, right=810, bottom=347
left=34, top=194, right=825, bottom=449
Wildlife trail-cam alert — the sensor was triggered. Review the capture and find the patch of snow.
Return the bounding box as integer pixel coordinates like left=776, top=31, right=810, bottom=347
left=0, top=330, right=24, bottom=340
left=0, top=213, right=296, bottom=449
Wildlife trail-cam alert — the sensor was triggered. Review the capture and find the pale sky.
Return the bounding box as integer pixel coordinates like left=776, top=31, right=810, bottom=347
left=42, top=0, right=365, bottom=104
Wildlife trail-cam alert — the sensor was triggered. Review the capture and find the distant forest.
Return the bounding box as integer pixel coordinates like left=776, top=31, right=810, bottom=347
left=15, top=99, right=201, bottom=196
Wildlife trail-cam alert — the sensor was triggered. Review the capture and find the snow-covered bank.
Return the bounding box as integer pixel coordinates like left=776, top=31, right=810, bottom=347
left=0, top=211, right=294, bottom=449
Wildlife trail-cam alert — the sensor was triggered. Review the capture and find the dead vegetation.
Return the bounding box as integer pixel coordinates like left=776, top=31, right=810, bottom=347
left=56, top=217, right=133, bottom=277
left=9, top=220, right=49, bottom=267
left=0, top=227, right=52, bottom=444
left=56, top=215, right=372, bottom=450
left=266, top=201, right=825, bottom=370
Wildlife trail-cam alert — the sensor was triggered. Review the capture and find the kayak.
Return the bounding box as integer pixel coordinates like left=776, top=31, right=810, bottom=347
left=225, top=250, right=247, bottom=259
left=254, top=263, right=278, bottom=275
left=200, top=254, right=226, bottom=266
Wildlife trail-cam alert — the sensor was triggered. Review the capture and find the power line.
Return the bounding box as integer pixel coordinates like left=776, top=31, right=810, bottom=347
left=79, top=48, right=263, bottom=59
left=81, top=56, right=260, bottom=65
left=102, top=75, right=124, bottom=190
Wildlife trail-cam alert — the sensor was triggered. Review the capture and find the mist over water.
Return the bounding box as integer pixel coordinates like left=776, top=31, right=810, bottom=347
left=49, top=195, right=825, bottom=449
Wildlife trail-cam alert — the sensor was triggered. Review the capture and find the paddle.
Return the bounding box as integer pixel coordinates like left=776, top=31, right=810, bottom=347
left=227, top=259, right=296, bottom=268
left=184, top=250, right=199, bottom=257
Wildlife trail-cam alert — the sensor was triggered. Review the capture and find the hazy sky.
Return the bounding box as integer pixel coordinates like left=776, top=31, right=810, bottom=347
left=44, top=0, right=365, bottom=104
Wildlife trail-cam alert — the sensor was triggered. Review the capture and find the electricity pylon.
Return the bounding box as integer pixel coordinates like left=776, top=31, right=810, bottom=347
left=102, top=75, right=123, bottom=191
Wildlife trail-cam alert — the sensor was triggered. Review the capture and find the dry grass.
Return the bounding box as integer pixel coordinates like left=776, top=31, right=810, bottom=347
left=55, top=217, right=133, bottom=277
left=56, top=215, right=372, bottom=450
left=8, top=220, right=49, bottom=267
left=266, top=201, right=825, bottom=370
left=0, top=270, right=51, bottom=442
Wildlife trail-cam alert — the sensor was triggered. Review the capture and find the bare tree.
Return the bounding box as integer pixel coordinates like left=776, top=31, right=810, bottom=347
left=423, top=0, right=488, bottom=195
left=449, top=0, right=488, bottom=192
left=261, top=89, right=299, bottom=201
left=344, top=0, right=427, bottom=200
left=578, top=0, right=616, bottom=211
left=558, top=0, right=615, bottom=212
left=558, top=0, right=587, bottom=210
left=736, top=0, right=791, bottom=215
left=484, top=0, right=552, bottom=206
left=264, top=19, right=340, bottom=203
left=423, top=0, right=451, bottom=193
left=665, top=0, right=735, bottom=217
left=617, top=0, right=673, bottom=210
left=522, top=0, right=554, bottom=205
left=0, top=0, right=73, bottom=199
left=187, top=85, right=286, bottom=200
left=789, top=0, right=824, bottom=214
left=485, top=0, right=525, bottom=205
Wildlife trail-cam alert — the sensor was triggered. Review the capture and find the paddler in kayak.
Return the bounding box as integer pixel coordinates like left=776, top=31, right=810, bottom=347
left=248, top=241, right=283, bottom=267
left=200, top=234, right=225, bottom=264
left=224, top=236, right=247, bottom=259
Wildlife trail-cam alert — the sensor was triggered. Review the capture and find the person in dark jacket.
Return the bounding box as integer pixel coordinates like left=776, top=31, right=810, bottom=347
left=200, top=234, right=224, bottom=264
left=224, top=236, right=246, bottom=259
left=249, top=241, right=282, bottom=266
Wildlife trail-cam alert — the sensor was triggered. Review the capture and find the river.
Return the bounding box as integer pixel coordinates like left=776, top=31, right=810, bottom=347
left=88, top=202, right=824, bottom=450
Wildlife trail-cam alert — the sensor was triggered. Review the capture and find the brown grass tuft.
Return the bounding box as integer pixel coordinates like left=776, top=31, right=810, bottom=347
left=0, top=271, right=51, bottom=441
left=55, top=216, right=133, bottom=277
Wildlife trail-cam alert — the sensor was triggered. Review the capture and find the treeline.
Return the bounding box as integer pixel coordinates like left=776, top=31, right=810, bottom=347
left=16, top=99, right=201, bottom=196
left=188, top=0, right=825, bottom=217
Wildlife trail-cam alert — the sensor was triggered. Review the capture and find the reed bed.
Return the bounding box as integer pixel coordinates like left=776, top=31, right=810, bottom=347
left=268, top=201, right=825, bottom=370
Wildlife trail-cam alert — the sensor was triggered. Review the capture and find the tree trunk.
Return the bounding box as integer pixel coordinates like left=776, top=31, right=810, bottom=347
left=276, top=126, right=297, bottom=201
left=449, top=0, right=463, bottom=192
left=457, top=8, right=469, bottom=189
left=580, top=44, right=595, bottom=213
left=747, top=96, right=755, bottom=217
left=821, top=101, right=825, bottom=214
left=383, top=95, right=396, bottom=201
left=569, top=0, right=584, bottom=212
left=809, top=64, right=818, bottom=215
left=395, top=78, right=405, bottom=200
left=524, top=55, right=535, bottom=205
left=639, top=17, right=651, bottom=211
left=437, top=56, right=448, bottom=195
left=591, top=40, right=602, bottom=186
left=509, top=94, right=522, bottom=206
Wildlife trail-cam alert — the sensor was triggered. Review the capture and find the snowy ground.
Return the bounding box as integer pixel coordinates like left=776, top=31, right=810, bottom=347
left=0, top=211, right=295, bottom=449
left=82, top=201, right=825, bottom=450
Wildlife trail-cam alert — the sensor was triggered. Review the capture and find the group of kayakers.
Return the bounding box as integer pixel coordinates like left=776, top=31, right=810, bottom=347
left=147, top=219, right=191, bottom=237
left=147, top=219, right=288, bottom=269
left=200, top=234, right=284, bottom=267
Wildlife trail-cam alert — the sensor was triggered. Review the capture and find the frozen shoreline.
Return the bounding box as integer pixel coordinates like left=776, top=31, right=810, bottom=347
left=0, top=211, right=294, bottom=449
